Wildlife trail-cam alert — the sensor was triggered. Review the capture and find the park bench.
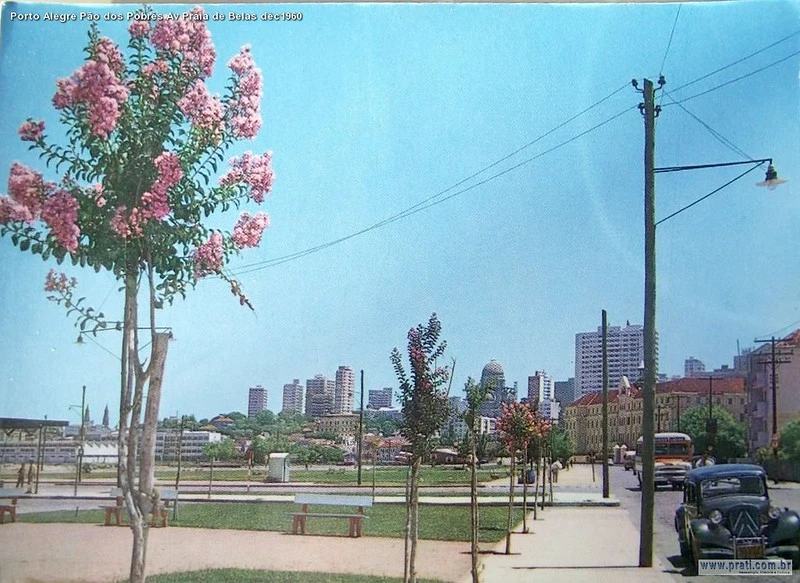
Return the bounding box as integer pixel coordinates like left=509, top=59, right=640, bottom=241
left=0, top=488, right=26, bottom=524
left=102, top=487, right=178, bottom=527
left=289, top=493, right=372, bottom=538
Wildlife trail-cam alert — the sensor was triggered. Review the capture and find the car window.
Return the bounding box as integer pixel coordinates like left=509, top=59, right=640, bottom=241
left=701, top=476, right=765, bottom=498
left=655, top=443, right=690, bottom=456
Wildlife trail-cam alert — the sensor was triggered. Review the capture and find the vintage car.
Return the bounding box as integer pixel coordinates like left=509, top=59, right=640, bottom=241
left=674, top=464, right=800, bottom=569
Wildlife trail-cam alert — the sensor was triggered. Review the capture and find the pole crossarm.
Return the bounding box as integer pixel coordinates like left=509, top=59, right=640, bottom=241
left=655, top=158, right=771, bottom=173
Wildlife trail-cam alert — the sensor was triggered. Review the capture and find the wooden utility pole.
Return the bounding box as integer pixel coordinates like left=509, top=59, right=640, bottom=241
left=637, top=76, right=660, bottom=568
left=602, top=310, right=609, bottom=499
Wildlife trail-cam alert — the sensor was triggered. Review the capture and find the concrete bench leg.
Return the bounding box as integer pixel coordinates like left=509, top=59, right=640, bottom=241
left=0, top=506, right=16, bottom=524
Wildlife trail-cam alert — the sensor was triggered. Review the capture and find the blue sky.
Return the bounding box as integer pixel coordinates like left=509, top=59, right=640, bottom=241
left=0, top=1, right=799, bottom=425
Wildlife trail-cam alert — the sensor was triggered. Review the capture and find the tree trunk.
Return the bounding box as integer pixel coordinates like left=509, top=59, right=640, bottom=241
left=505, top=452, right=515, bottom=554
left=522, top=447, right=528, bottom=533
left=208, top=457, right=214, bottom=499
left=540, top=454, right=547, bottom=511
left=531, top=445, right=538, bottom=520
left=470, top=438, right=479, bottom=583
left=409, top=456, right=421, bottom=583
left=403, top=461, right=411, bottom=583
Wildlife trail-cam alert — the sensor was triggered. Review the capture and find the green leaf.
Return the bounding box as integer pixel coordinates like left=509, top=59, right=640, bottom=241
left=31, top=242, right=42, bottom=255
left=11, top=234, right=19, bottom=246
left=19, top=239, right=30, bottom=252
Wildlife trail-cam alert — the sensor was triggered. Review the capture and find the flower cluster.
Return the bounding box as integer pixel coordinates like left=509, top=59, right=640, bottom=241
left=91, top=184, right=106, bottom=208
left=44, top=269, right=77, bottom=294
left=496, top=402, right=547, bottom=449
left=231, top=212, right=269, bottom=248
left=92, top=37, right=125, bottom=76
left=110, top=205, right=145, bottom=239
left=219, top=151, right=274, bottom=203
left=19, top=119, right=45, bottom=143
left=129, top=20, right=150, bottom=39
left=151, top=7, right=216, bottom=78
left=52, top=58, right=130, bottom=138
left=41, top=190, right=80, bottom=252
left=0, top=162, right=48, bottom=223
left=226, top=45, right=262, bottom=139
left=178, top=81, right=224, bottom=138
left=193, top=232, right=224, bottom=277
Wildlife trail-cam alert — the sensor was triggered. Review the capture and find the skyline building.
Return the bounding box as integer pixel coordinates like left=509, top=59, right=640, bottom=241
left=282, top=379, right=304, bottom=415
left=478, top=360, right=515, bottom=417
left=305, top=374, right=335, bottom=419
left=247, top=385, right=267, bottom=417
left=368, top=387, right=393, bottom=409
left=334, top=365, right=355, bottom=414
left=554, top=378, right=575, bottom=407
left=684, top=356, right=706, bottom=377
left=575, top=322, right=655, bottom=396
left=527, top=370, right=553, bottom=404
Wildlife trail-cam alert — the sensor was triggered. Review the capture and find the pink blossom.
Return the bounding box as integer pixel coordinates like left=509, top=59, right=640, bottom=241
left=92, top=184, right=106, bottom=208
left=226, top=45, right=262, bottom=139
left=142, top=59, right=169, bottom=78
left=52, top=60, right=129, bottom=138
left=41, top=190, right=80, bottom=252
left=6, top=162, right=47, bottom=222
left=93, top=37, right=125, bottom=76
left=19, top=119, right=45, bottom=142
left=129, top=20, right=150, bottom=39
left=44, top=269, right=77, bottom=293
left=140, top=190, right=170, bottom=220
left=231, top=212, right=269, bottom=248
left=154, top=152, right=183, bottom=190
left=139, top=152, right=183, bottom=220
left=219, top=151, right=274, bottom=203
left=110, top=205, right=145, bottom=239
left=193, top=232, right=224, bottom=277
left=178, top=81, right=223, bottom=138
left=151, top=8, right=216, bottom=78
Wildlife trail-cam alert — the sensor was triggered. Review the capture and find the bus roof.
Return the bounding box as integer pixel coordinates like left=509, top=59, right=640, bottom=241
left=635, top=432, right=691, bottom=443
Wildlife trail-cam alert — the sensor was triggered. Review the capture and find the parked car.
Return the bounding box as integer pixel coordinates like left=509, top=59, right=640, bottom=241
left=674, top=464, right=800, bottom=570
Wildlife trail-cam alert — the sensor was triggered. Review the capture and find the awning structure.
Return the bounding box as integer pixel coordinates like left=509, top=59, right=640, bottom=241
left=1, top=418, right=70, bottom=493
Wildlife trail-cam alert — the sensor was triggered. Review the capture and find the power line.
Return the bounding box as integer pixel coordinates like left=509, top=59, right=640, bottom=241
left=226, top=84, right=632, bottom=275
left=666, top=47, right=800, bottom=106
left=663, top=90, right=752, bottom=161
left=669, top=28, right=800, bottom=95
left=659, top=5, right=682, bottom=77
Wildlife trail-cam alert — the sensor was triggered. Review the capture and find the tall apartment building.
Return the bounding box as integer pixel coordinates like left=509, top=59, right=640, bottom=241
left=248, top=385, right=267, bottom=418
left=527, top=371, right=553, bottom=404
left=575, top=322, right=654, bottom=396
left=334, top=366, right=355, bottom=414
left=479, top=360, right=515, bottom=417
left=554, top=378, right=576, bottom=407
left=368, top=387, right=393, bottom=409
left=282, top=379, right=304, bottom=415
left=305, top=374, right=335, bottom=419
left=684, top=357, right=706, bottom=377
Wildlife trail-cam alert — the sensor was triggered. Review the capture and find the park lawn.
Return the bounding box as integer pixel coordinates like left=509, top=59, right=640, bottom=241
left=140, top=570, right=443, bottom=583
left=22, top=501, right=522, bottom=543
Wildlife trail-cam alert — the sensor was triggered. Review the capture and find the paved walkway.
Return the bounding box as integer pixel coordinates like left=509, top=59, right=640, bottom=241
left=0, top=523, right=470, bottom=583
left=470, top=507, right=673, bottom=583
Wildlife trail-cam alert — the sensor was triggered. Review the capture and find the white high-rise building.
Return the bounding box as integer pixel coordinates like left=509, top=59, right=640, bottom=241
left=527, top=371, right=553, bottom=404
left=368, top=387, right=393, bottom=409
left=282, top=379, right=304, bottom=415
left=684, top=357, right=706, bottom=377
left=575, top=322, right=655, bottom=396
left=305, top=374, right=335, bottom=419
left=334, top=366, right=355, bottom=414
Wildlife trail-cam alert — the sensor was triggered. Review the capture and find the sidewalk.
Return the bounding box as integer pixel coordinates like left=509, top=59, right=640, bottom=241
left=468, top=507, right=672, bottom=583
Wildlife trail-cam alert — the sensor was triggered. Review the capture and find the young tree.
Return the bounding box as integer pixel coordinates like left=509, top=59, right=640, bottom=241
left=1, top=10, right=276, bottom=582
left=779, top=419, right=800, bottom=462
left=463, top=377, right=492, bottom=583
left=496, top=402, right=541, bottom=550
left=681, top=405, right=746, bottom=460
left=390, top=314, right=451, bottom=583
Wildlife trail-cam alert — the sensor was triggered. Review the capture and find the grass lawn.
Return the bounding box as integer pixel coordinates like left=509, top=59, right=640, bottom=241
left=140, top=570, right=443, bottom=583
left=3, top=465, right=510, bottom=486
left=22, top=501, right=522, bottom=543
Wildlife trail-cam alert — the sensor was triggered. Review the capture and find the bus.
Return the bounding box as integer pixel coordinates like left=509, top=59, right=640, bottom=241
left=634, top=432, right=693, bottom=490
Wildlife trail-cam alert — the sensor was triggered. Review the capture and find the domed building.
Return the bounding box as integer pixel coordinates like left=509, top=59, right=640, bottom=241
left=479, top=359, right=516, bottom=417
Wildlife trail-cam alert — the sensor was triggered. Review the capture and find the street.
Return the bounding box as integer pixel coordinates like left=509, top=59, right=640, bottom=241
left=610, top=465, right=800, bottom=582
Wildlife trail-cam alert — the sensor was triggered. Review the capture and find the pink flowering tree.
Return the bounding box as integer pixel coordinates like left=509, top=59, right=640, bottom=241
left=496, top=402, right=548, bottom=552
left=390, top=314, right=452, bottom=583
left=0, top=9, right=275, bottom=582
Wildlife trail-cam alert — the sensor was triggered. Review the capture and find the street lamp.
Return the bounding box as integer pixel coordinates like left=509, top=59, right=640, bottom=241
left=633, top=76, right=785, bottom=568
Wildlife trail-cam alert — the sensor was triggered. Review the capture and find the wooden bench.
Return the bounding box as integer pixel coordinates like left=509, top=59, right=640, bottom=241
left=289, top=493, right=372, bottom=538
left=0, top=488, right=26, bottom=524
left=102, top=488, right=125, bottom=526
left=102, top=487, right=177, bottom=527
left=150, top=488, right=178, bottom=528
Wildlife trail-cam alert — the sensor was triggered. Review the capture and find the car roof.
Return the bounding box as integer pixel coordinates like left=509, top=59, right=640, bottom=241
left=687, top=463, right=766, bottom=482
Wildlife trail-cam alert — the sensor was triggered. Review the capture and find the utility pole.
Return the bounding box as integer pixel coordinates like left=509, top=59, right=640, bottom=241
left=656, top=404, right=663, bottom=433
left=754, top=336, right=793, bottom=479
left=78, top=385, right=86, bottom=483
left=674, top=393, right=686, bottom=432
left=601, top=309, right=609, bottom=499
left=357, top=369, right=365, bottom=486
left=634, top=75, right=663, bottom=569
